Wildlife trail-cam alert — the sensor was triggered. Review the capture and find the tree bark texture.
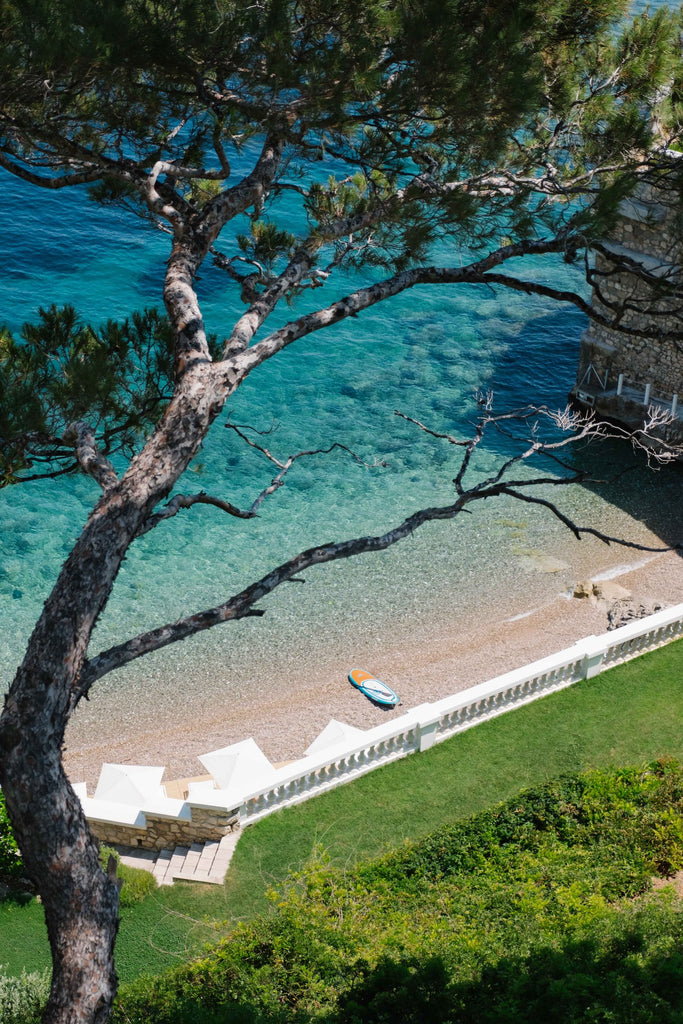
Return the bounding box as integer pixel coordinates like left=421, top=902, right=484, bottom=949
left=0, top=359, right=232, bottom=1022
left=0, top=133, right=287, bottom=1024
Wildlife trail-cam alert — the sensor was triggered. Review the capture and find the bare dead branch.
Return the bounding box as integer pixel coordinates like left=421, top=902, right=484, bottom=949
left=225, top=420, right=380, bottom=470
left=226, top=428, right=385, bottom=514
left=393, top=410, right=470, bottom=447
left=138, top=491, right=257, bottom=535
left=137, top=431, right=383, bottom=536
left=76, top=406, right=682, bottom=698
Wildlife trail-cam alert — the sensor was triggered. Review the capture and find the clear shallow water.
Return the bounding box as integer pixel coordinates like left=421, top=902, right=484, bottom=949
left=2, top=0, right=682, bottom=745
left=0, top=173, right=588, bottom=678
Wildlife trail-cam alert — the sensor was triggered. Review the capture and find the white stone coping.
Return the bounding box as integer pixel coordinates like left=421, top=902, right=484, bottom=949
left=598, top=239, right=678, bottom=277
left=79, top=765, right=194, bottom=824
left=221, top=602, right=683, bottom=811
left=140, top=797, right=192, bottom=821
left=199, top=737, right=280, bottom=793
left=304, top=718, right=367, bottom=756
left=94, top=763, right=166, bottom=803
left=617, top=196, right=670, bottom=226
left=78, top=797, right=147, bottom=829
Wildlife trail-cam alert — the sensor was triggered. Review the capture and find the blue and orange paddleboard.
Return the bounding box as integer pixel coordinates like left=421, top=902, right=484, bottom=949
left=348, top=669, right=400, bottom=707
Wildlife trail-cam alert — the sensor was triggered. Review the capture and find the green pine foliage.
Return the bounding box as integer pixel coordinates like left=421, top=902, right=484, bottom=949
left=113, top=759, right=683, bottom=1024
left=1, top=1, right=681, bottom=487
left=0, top=306, right=198, bottom=485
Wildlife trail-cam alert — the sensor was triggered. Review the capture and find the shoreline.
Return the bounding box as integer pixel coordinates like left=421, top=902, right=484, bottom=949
left=64, top=547, right=683, bottom=791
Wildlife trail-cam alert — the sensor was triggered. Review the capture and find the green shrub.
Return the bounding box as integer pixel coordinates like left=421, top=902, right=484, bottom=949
left=112, top=759, right=683, bottom=1024
left=0, top=794, right=23, bottom=883
left=100, top=847, right=157, bottom=908
left=0, top=966, right=50, bottom=1024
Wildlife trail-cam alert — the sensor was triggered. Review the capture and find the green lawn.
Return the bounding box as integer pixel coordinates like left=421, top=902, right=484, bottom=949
left=2, top=637, right=681, bottom=984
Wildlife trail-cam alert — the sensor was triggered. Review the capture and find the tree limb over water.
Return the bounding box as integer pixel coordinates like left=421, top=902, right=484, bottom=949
left=77, top=405, right=682, bottom=697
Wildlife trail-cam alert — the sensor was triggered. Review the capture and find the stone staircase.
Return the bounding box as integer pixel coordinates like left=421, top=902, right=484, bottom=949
left=116, top=831, right=239, bottom=886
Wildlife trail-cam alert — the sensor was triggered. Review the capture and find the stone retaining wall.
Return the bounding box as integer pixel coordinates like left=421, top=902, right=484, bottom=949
left=88, top=806, right=239, bottom=851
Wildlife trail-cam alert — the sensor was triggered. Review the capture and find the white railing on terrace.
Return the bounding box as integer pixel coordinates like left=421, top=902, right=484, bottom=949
left=575, top=363, right=680, bottom=420
left=77, top=601, right=683, bottom=835
left=231, top=602, right=683, bottom=823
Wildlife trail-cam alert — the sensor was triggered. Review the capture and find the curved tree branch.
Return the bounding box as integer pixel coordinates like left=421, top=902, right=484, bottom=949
left=229, top=236, right=571, bottom=379
left=78, top=468, right=678, bottom=698
left=62, top=422, right=119, bottom=492
left=77, top=496, right=469, bottom=695
left=77, top=420, right=679, bottom=699
left=162, top=133, right=285, bottom=374
left=138, top=491, right=257, bottom=535
left=0, top=150, right=104, bottom=188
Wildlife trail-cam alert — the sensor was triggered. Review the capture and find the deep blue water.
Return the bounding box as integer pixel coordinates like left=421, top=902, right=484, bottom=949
left=1, top=0, right=680, bottom=729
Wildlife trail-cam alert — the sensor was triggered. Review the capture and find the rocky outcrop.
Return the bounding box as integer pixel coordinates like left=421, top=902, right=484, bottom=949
left=607, top=599, right=663, bottom=631
left=573, top=579, right=632, bottom=603
left=573, top=577, right=663, bottom=630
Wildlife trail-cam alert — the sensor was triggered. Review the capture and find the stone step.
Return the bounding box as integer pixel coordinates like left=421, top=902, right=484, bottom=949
left=152, top=848, right=173, bottom=885
left=196, top=839, right=220, bottom=874
left=183, top=843, right=203, bottom=873
left=167, top=845, right=188, bottom=880
left=170, top=833, right=238, bottom=883
left=112, top=832, right=241, bottom=886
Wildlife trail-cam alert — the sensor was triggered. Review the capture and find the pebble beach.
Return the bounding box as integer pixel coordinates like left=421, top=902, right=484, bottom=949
left=63, top=534, right=683, bottom=791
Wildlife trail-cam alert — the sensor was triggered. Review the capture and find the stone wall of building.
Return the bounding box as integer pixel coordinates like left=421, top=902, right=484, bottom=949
left=573, top=180, right=683, bottom=413
left=608, top=186, right=678, bottom=260
left=88, top=805, right=240, bottom=851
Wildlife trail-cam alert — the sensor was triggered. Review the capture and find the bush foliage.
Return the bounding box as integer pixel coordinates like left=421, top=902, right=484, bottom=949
left=0, top=966, right=49, bottom=1024
left=100, top=847, right=158, bottom=908
left=0, top=808, right=157, bottom=909
left=0, top=793, right=23, bottom=883
left=113, top=759, right=683, bottom=1023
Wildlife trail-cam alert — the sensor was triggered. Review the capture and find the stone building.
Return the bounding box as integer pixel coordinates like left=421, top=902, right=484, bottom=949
left=570, top=177, right=683, bottom=445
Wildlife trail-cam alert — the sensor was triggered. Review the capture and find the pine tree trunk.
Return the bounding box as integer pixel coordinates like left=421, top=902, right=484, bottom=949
left=0, top=363, right=229, bottom=1022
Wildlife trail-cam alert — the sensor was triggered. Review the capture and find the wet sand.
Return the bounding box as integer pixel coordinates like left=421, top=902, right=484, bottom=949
left=64, top=545, right=683, bottom=791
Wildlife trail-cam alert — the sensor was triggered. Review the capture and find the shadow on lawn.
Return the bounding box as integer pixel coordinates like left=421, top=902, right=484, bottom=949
left=0, top=880, right=34, bottom=907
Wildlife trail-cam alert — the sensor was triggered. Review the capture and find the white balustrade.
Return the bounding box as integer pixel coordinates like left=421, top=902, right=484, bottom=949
left=76, top=602, right=683, bottom=837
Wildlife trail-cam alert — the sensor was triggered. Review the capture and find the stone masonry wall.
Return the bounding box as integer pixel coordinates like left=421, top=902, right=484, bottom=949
left=88, top=806, right=240, bottom=851
left=575, top=182, right=683, bottom=399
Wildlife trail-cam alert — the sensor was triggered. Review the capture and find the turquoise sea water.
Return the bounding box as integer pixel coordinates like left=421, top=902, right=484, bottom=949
left=0, top=170, right=587, bottom=670
left=1, top=1, right=682, bottom=768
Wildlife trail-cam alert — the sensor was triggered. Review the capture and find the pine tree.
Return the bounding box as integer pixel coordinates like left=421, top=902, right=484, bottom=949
left=0, top=2, right=681, bottom=1021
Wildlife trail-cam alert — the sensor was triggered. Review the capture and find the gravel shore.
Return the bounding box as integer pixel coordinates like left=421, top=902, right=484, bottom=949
left=64, top=546, right=683, bottom=791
